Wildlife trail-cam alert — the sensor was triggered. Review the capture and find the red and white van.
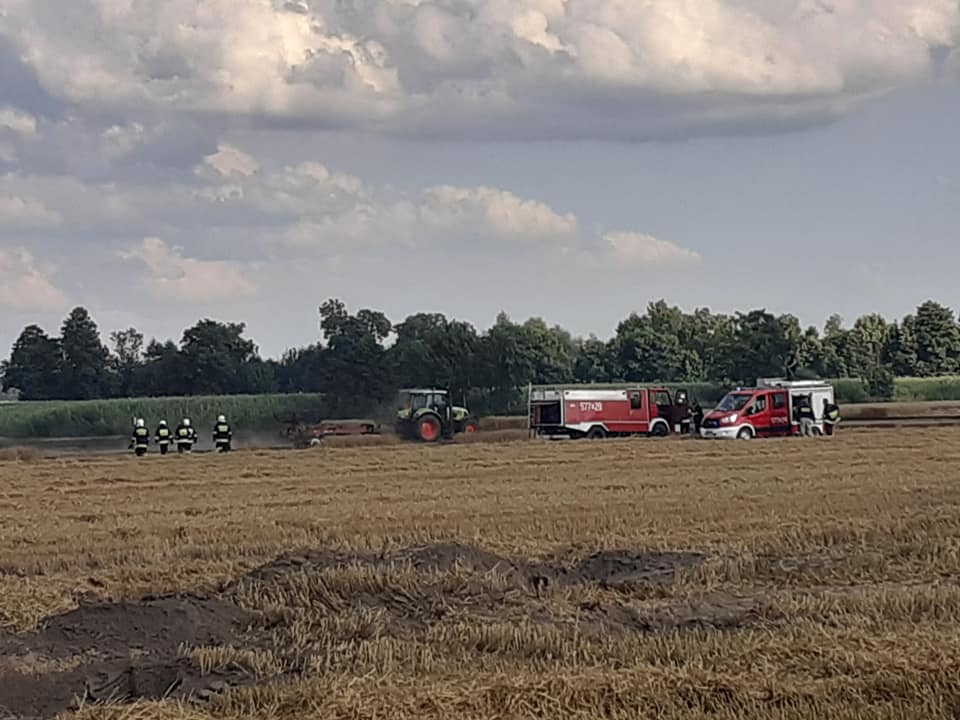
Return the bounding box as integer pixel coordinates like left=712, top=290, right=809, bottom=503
left=700, top=379, right=835, bottom=439
left=528, top=385, right=692, bottom=439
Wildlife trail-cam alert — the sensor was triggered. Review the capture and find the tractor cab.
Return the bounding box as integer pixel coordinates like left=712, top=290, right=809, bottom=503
left=395, top=388, right=479, bottom=442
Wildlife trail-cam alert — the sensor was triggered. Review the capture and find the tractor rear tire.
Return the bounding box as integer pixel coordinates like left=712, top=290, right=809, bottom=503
left=417, top=415, right=443, bottom=442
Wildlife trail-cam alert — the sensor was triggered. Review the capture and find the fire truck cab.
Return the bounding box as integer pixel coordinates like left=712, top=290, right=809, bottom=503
left=528, top=385, right=692, bottom=439
left=700, top=378, right=835, bottom=439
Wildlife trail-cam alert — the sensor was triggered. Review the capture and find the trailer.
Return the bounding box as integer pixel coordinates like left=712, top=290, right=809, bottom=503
left=700, top=378, right=835, bottom=439
left=275, top=412, right=381, bottom=447
left=528, top=384, right=692, bottom=439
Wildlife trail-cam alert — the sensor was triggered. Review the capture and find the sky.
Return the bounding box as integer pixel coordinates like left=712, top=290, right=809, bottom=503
left=0, top=0, right=958, bottom=359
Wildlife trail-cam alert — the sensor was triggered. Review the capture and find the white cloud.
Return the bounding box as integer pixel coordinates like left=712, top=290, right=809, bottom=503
left=0, top=194, right=61, bottom=228
left=117, top=237, right=259, bottom=303
left=0, top=107, right=37, bottom=138
left=0, top=247, right=67, bottom=309
left=2, top=0, right=957, bottom=140
left=603, top=231, right=703, bottom=269
left=100, top=122, right=146, bottom=158
left=200, top=144, right=261, bottom=178
left=421, top=185, right=578, bottom=239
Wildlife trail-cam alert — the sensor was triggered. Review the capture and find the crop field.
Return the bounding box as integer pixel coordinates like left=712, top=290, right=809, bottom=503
left=2, top=428, right=960, bottom=719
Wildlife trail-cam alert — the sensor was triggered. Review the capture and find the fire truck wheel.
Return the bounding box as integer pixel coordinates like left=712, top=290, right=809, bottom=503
left=586, top=426, right=607, bottom=440
left=737, top=427, right=754, bottom=440
left=650, top=422, right=669, bottom=437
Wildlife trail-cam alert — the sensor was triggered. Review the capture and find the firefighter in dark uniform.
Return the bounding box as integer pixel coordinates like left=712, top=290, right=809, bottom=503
left=129, top=418, right=149, bottom=456
left=155, top=419, right=172, bottom=455
left=692, top=400, right=704, bottom=435
left=213, top=414, right=232, bottom=453
left=823, top=398, right=841, bottom=436
left=175, top=417, right=197, bottom=454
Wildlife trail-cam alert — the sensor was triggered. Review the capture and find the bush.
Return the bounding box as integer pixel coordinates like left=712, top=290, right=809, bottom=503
left=863, top=368, right=896, bottom=401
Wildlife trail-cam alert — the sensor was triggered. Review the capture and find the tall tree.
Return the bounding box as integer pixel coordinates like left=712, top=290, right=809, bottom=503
left=318, top=299, right=392, bottom=409
left=60, top=307, right=110, bottom=400
left=110, top=327, right=144, bottom=397
left=179, top=320, right=259, bottom=395
left=911, top=301, right=960, bottom=376
left=1, top=325, right=64, bottom=400
left=389, top=313, right=479, bottom=395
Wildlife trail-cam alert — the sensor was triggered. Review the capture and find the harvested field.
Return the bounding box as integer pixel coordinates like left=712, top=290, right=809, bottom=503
left=2, top=428, right=960, bottom=718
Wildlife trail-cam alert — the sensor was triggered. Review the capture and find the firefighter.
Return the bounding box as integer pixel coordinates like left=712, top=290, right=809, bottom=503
left=797, top=396, right=816, bottom=436
left=155, top=419, right=172, bottom=455
left=692, top=400, right=704, bottom=435
left=175, top=417, right=197, bottom=454
left=823, top=398, right=841, bottom=436
left=212, top=414, right=232, bottom=453
left=129, top=418, right=150, bottom=456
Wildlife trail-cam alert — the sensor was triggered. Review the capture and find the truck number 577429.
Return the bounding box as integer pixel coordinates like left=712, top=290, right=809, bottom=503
left=579, top=402, right=603, bottom=412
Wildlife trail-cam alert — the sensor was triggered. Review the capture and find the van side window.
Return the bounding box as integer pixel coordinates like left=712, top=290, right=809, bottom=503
left=630, top=391, right=642, bottom=410
left=772, top=392, right=786, bottom=409
left=753, top=395, right=767, bottom=413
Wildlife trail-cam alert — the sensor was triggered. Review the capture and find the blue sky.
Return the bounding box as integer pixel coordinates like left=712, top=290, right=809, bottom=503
left=0, top=1, right=958, bottom=358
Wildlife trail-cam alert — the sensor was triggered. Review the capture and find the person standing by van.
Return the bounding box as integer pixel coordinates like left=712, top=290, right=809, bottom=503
left=823, top=399, right=841, bottom=436
left=797, top=397, right=816, bottom=436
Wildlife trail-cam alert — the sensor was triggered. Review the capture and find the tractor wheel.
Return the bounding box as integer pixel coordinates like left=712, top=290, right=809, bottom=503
left=463, top=418, right=480, bottom=434
left=417, top=415, right=442, bottom=442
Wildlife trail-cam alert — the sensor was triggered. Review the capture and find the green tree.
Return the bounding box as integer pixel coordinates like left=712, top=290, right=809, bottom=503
left=110, top=327, right=144, bottom=397
left=389, top=313, right=479, bottom=395
left=60, top=307, right=110, bottom=400
left=318, top=299, right=392, bottom=409
left=1, top=325, right=64, bottom=400
left=572, top=336, right=615, bottom=382
left=911, top=301, right=960, bottom=376
left=730, top=310, right=796, bottom=382
left=179, top=320, right=258, bottom=395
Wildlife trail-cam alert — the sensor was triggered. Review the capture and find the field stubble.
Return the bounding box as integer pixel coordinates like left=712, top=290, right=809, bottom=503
left=1, top=428, right=960, bottom=718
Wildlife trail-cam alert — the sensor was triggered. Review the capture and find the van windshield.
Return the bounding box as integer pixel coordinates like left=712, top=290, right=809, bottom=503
left=715, top=393, right=753, bottom=412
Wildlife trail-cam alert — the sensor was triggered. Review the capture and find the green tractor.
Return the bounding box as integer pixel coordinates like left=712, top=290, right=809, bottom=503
left=394, top=388, right=480, bottom=442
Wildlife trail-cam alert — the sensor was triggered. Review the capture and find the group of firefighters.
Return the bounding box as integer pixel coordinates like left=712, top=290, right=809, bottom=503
left=129, top=415, right=233, bottom=456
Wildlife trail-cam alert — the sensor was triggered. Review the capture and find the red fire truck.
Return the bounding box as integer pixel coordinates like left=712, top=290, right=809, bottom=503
left=700, top=378, right=835, bottom=439
left=528, top=385, right=692, bottom=439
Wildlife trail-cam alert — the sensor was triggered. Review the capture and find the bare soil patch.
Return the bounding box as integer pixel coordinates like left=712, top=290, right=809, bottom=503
left=0, top=543, right=735, bottom=719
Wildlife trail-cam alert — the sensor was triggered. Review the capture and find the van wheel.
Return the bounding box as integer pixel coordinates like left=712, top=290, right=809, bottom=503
left=586, top=426, right=607, bottom=440
left=737, top=427, right=753, bottom=440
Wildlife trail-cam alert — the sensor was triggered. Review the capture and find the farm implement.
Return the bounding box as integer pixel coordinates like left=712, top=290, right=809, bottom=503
left=275, top=412, right=381, bottom=448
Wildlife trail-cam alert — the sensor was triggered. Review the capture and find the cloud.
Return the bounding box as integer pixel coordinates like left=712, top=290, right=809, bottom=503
left=117, top=237, right=259, bottom=303
left=421, top=185, right=578, bottom=239
left=0, top=194, right=60, bottom=228
left=0, top=247, right=67, bottom=309
left=2, top=0, right=957, bottom=141
left=603, top=231, right=703, bottom=269
left=1, top=139, right=700, bottom=271
left=0, top=107, right=37, bottom=137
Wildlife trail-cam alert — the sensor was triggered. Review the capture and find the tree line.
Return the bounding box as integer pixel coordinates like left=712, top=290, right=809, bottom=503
left=4, top=298, right=960, bottom=411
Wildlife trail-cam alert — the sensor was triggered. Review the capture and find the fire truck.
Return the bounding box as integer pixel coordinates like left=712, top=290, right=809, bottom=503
left=527, top=384, right=693, bottom=439
left=700, top=378, right=835, bottom=439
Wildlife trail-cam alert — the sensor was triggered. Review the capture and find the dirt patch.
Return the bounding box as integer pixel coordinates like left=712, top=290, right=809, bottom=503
left=1, top=544, right=736, bottom=719
left=0, top=595, right=257, bottom=720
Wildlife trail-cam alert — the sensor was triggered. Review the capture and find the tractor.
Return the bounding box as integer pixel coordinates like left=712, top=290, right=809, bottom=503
left=394, top=388, right=479, bottom=442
